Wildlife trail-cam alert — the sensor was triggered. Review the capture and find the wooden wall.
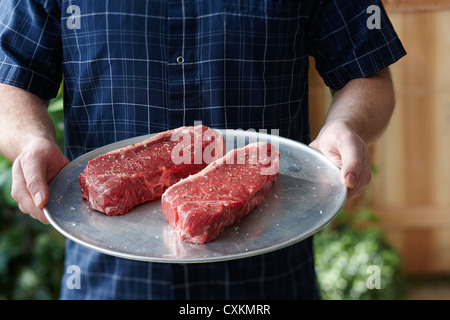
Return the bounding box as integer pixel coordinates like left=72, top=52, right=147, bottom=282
left=308, top=2, right=450, bottom=274
left=373, top=5, right=450, bottom=274
left=383, top=0, right=450, bottom=12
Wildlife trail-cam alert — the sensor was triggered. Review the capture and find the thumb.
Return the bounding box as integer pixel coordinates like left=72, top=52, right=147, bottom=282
left=338, top=137, right=364, bottom=190
left=21, top=158, right=50, bottom=209
left=339, top=139, right=372, bottom=199
left=33, top=155, right=69, bottom=208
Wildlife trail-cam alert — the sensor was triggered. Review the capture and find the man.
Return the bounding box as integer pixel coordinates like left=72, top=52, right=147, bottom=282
left=0, top=0, right=405, bottom=299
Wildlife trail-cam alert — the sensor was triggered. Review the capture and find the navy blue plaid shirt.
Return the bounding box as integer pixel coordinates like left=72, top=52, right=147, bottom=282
left=0, top=0, right=405, bottom=299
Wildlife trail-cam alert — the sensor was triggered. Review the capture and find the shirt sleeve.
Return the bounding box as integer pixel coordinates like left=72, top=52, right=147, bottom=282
left=0, top=0, right=62, bottom=100
left=307, top=0, right=406, bottom=90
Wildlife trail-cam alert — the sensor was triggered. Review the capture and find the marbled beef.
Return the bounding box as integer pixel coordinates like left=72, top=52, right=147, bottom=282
left=162, top=142, right=280, bottom=244
left=79, top=125, right=225, bottom=215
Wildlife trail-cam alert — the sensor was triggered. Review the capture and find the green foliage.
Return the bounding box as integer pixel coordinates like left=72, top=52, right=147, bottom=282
left=0, top=84, right=66, bottom=300
left=0, top=211, right=65, bottom=299
left=314, top=164, right=405, bottom=300
left=47, top=83, right=65, bottom=150
left=314, top=207, right=406, bottom=300
left=0, top=165, right=15, bottom=208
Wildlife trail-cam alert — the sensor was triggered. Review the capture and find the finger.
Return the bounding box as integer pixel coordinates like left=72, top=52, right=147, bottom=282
left=346, top=171, right=371, bottom=199
left=343, top=145, right=372, bottom=199
left=11, top=160, right=50, bottom=224
left=19, top=155, right=50, bottom=209
left=17, top=193, right=50, bottom=224
left=59, top=156, right=70, bottom=174
left=11, top=159, right=33, bottom=210
left=337, top=135, right=365, bottom=190
left=348, top=149, right=372, bottom=199
left=309, top=140, right=319, bottom=151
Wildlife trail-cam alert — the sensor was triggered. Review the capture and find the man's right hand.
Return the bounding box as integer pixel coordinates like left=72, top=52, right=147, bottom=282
left=11, top=137, right=69, bottom=224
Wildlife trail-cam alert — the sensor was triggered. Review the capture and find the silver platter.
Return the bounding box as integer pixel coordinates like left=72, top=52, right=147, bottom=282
left=44, top=129, right=347, bottom=263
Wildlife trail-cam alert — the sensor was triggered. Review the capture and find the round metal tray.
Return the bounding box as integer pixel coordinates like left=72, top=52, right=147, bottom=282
left=44, top=129, right=347, bottom=263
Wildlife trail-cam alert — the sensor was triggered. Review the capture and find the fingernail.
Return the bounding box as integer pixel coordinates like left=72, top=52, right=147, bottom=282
left=345, top=173, right=356, bottom=188
left=34, top=192, right=45, bottom=207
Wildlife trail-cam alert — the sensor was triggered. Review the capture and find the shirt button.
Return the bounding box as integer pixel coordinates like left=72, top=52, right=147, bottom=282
left=176, top=56, right=184, bottom=64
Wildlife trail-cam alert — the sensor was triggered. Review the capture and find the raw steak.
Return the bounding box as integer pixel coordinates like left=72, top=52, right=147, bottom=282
left=162, top=142, right=280, bottom=244
left=79, top=125, right=225, bottom=215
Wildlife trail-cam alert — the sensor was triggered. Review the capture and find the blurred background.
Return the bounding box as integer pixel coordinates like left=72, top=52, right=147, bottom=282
left=0, top=0, right=449, bottom=299
left=309, top=0, right=450, bottom=299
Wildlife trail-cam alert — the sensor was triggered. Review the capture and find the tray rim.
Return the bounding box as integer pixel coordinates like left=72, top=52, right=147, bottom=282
left=44, top=128, right=347, bottom=263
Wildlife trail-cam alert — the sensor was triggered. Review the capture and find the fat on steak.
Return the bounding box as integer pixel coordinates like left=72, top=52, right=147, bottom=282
left=79, top=125, right=225, bottom=215
left=162, top=142, right=280, bottom=244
